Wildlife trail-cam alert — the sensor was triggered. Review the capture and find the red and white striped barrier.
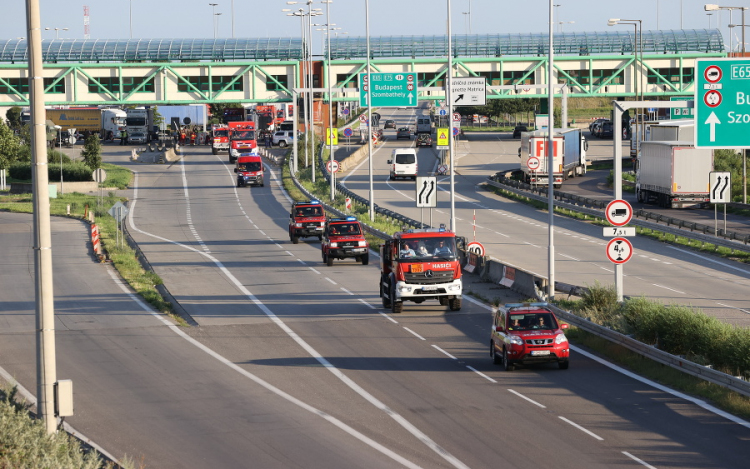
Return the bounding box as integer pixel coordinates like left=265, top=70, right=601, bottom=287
left=91, top=224, right=101, bottom=256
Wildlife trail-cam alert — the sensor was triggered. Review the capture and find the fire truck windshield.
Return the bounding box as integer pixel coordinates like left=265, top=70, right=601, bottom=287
left=238, top=162, right=261, bottom=172
left=399, top=237, right=456, bottom=260
left=231, top=130, right=255, bottom=140
left=213, top=129, right=228, bottom=137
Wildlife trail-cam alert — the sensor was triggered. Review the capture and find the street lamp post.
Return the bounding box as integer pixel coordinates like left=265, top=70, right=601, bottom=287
left=366, top=0, right=374, bottom=221
left=54, top=125, right=62, bottom=195
left=319, top=0, right=335, bottom=201
left=44, top=27, right=68, bottom=39
left=706, top=4, right=748, bottom=54
left=609, top=18, right=643, bottom=158
left=209, top=3, right=219, bottom=39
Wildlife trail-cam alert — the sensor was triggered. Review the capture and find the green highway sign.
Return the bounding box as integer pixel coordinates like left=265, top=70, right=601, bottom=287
left=359, top=72, right=418, bottom=107
left=695, top=58, right=750, bottom=148
left=670, top=96, right=695, bottom=120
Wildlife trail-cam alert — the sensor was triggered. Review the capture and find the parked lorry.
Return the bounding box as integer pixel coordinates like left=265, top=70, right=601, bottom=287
left=227, top=121, right=257, bottom=163
left=518, top=128, right=587, bottom=187
left=36, top=107, right=126, bottom=140
left=379, top=227, right=464, bottom=314
left=648, top=119, right=694, bottom=142
left=126, top=107, right=155, bottom=144
left=636, top=141, right=713, bottom=209
left=211, top=124, right=230, bottom=154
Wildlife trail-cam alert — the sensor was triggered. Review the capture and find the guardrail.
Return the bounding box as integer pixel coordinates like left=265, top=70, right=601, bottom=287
left=285, top=151, right=750, bottom=399
left=487, top=175, right=750, bottom=252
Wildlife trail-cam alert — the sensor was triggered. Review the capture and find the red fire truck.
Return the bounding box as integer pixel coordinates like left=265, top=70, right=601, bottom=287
left=211, top=124, right=229, bottom=155
left=228, top=121, right=257, bottom=163
left=379, top=226, right=464, bottom=314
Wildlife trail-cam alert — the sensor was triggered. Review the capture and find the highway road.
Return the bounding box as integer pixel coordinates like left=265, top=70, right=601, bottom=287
left=339, top=107, right=750, bottom=327
left=1, top=137, right=749, bottom=467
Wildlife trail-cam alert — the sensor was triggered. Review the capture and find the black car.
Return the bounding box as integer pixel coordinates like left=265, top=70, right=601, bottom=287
left=396, top=127, right=411, bottom=139
left=589, top=118, right=607, bottom=133
left=416, top=133, right=432, bottom=147
left=598, top=121, right=614, bottom=138
left=384, top=119, right=396, bottom=129
left=512, top=125, right=528, bottom=139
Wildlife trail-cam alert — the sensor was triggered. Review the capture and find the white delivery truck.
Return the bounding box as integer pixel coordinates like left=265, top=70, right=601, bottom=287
left=518, top=128, right=587, bottom=187
left=636, top=141, right=713, bottom=209
left=648, top=119, right=694, bottom=142
left=125, top=107, right=154, bottom=143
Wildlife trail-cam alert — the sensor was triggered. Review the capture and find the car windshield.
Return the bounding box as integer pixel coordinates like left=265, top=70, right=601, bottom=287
left=507, top=313, right=558, bottom=331
left=238, top=162, right=261, bottom=172
left=213, top=129, right=228, bottom=137
left=395, top=153, right=416, bottom=164
left=231, top=130, right=255, bottom=140
left=328, top=223, right=361, bottom=235
left=398, top=237, right=456, bottom=260
left=295, top=206, right=323, bottom=217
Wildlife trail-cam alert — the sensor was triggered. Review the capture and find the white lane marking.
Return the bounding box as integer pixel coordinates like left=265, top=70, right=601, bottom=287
left=275, top=243, right=283, bottom=249
left=597, top=264, right=614, bottom=273
left=309, top=267, right=321, bottom=275
left=652, top=284, right=685, bottom=294
left=572, top=345, right=750, bottom=429
left=431, top=345, right=457, bottom=360
left=462, top=294, right=495, bottom=312
left=717, top=302, right=750, bottom=315
left=297, top=259, right=306, bottom=265
left=558, top=416, right=604, bottom=441
left=379, top=311, right=399, bottom=324
left=180, top=158, right=211, bottom=253
left=325, top=277, right=337, bottom=285
left=129, top=172, right=468, bottom=468
left=622, top=452, right=658, bottom=469
left=667, top=245, right=750, bottom=274
left=403, top=327, right=426, bottom=340
left=0, top=347, right=120, bottom=465
left=560, top=253, right=580, bottom=261
left=285, top=251, right=295, bottom=256
left=341, top=287, right=354, bottom=295
left=358, top=299, right=376, bottom=309
left=507, top=389, right=547, bottom=408
left=259, top=230, right=266, bottom=236
left=466, top=366, right=497, bottom=383
left=525, top=242, right=540, bottom=248
left=494, top=231, right=510, bottom=238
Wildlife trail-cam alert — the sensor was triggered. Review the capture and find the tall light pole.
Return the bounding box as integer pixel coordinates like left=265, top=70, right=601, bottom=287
left=44, top=27, right=68, bottom=39
left=366, top=0, right=374, bottom=221
left=547, top=0, right=556, bottom=301
left=609, top=18, right=642, bottom=154
left=284, top=5, right=309, bottom=172
left=130, top=0, right=133, bottom=38
left=214, top=12, right=222, bottom=38
left=231, top=0, right=235, bottom=39
left=447, top=0, right=456, bottom=233
left=320, top=0, right=335, bottom=201
left=54, top=125, right=63, bottom=195
left=209, top=3, right=219, bottom=39
left=705, top=4, right=748, bottom=54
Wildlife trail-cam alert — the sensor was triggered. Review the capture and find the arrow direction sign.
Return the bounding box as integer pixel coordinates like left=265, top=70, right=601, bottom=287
left=416, top=176, right=437, bottom=208
left=454, top=94, right=464, bottom=103
left=705, top=111, right=721, bottom=142
left=450, top=77, right=486, bottom=106
left=709, top=171, right=732, bottom=203
left=359, top=72, right=418, bottom=108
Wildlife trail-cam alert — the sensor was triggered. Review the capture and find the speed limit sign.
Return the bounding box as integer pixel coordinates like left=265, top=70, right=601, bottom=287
left=466, top=241, right=485, bottom=256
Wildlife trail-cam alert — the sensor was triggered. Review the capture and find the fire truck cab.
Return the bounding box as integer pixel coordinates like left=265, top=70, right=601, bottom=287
left=289, top=200, right=326, bottom=244
left=228, top=121, right=257, bottom=163
left=380, top=226, right=464, bottom=314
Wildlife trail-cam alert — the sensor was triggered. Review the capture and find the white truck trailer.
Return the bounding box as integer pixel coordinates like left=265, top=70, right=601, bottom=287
left=518, top=128, right=587, bottom=187
left=636, top=141, right=713, bottom=209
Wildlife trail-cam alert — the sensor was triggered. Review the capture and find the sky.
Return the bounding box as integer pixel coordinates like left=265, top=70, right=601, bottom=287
left=4, top=1, right=748, bottom=52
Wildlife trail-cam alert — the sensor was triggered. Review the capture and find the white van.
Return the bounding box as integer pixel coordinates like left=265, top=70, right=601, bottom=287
left=416, top=116, right=432, bottom=135
left=388, top=148, right=418, bottom=180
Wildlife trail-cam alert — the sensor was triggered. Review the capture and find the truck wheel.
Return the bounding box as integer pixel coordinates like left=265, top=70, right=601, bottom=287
left=503, top=349, right=514, bottom=371
left=361, top=253, right=369, bottom=265
left=448, top=297, right=462, bottom=311
left=637, top=189, right=644, bottom=203
left=327, top=254, right=334, bottom=266
left=291, top=235, right=299, bottom=244
left=439, top=297, right=448, bottom=306
left=390, top=285, right=402, bottom=314
left=212, top=148, right=218, bottom=155
left=491, top=341, right=502, bottom=365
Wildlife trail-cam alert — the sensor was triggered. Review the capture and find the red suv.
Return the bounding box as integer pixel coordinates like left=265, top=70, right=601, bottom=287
left=289, top=200, right=326, bottom=244
left=490, top=303, right=570, bottom=370
left=321, top=216, right=369, bottom=266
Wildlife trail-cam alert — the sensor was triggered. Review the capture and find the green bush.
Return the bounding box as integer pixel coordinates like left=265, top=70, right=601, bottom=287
left=9, top=161, right=93, bottom=182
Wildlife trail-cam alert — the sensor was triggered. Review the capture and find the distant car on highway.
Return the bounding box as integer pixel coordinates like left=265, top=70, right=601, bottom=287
left=416, top=133, right=432, bottom=147
left=396, top=127, right=411, bottom=140
left=589, top=118, right=607, bottom=133
left=384, top=119, right=396, bottom=129
left=512, top=125, right=528, bottom=139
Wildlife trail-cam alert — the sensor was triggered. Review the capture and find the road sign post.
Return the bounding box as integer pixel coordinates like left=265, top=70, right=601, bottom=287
left=710, top=171, right=732, bottom=235
left=359, top=72, right=418, bottom=107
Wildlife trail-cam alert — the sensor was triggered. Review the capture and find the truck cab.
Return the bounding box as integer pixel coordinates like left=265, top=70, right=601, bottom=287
left=228, top=121, right=257, bottom=163
left=212, top=125, right=229, bottom=155
left=234, top=153, right=264, bottom=187
left=379, top=227, right=463, bottom=314
left=289, top=200, right=326, bottom=244
left=321, top=216, right=369, bottom=266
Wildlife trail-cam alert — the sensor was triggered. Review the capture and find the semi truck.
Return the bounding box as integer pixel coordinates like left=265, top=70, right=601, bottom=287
left=23, top=107, right=126, bottom=140
left=648, top=119, right=694, bottom=142
left=379, top=227, right=464, bottom=314
left=125, top=107, right=155, bottom=144
left=518, top=128, right=587, bottom=187
left=636, top=141, right=713, bottom=209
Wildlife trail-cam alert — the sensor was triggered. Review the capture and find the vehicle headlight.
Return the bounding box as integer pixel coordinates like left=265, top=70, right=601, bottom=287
left=555, top=333, right=568, bottom=345
left=509, top=335, right=524, bottom=346
left=295, top=223, right=303, bottom=228
left=329, top=242, right=338, bottom=248
left=448, top=283, right=461, bottom=291
left=358, top=241, right=367, bottom=247
left=398, top=285, right=412, bottom=293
